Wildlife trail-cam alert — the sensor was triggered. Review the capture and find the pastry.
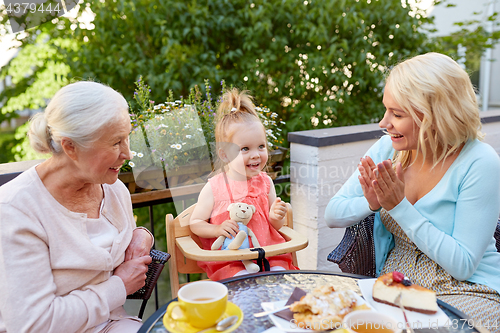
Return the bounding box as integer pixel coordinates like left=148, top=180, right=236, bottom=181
left=372, top=271, right=438, bottom=314
left=290, top=285, right=359, bottom=331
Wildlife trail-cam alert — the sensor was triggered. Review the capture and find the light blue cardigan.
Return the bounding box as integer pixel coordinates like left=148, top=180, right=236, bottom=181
left=325, top=135, right=500, bottom=294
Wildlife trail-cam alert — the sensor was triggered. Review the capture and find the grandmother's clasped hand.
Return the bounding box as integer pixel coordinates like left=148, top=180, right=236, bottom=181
left=125, top=228, right=154, bottom=261
left=114, top=255, right=152, bottom=295
left=359, top=157, right=405, bottom=211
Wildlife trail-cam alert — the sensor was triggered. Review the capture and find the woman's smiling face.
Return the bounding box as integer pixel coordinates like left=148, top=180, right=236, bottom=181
left=379, top=85, right=420, bottom=152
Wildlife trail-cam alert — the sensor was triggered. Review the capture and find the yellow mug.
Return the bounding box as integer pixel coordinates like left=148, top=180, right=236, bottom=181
left=166, top=281, right=228, bottom=329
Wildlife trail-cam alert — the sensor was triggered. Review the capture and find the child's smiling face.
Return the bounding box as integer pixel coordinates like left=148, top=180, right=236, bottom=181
left=222, top=121, right=268, bottom=180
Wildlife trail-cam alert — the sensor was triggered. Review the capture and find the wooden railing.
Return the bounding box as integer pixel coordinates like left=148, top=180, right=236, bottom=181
left=0, top=158, right=290, bottom=315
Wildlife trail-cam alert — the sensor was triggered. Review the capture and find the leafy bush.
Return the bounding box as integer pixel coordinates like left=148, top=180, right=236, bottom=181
left=123, top=77, right=287, bottom=174
left=1, top=0, right=498, bottom=163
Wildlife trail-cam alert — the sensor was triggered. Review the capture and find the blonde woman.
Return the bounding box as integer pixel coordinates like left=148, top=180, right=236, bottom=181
left=325, top=53, right=500, bottom=326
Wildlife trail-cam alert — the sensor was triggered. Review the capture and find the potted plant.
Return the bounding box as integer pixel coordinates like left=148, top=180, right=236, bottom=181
left=119, top=78, right=288, bottom=194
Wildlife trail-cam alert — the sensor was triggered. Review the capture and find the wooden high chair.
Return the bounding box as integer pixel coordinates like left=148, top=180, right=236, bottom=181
left=166, top=202, right=308, bottom=298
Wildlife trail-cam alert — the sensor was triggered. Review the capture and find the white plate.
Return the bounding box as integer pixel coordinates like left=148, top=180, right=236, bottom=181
left=260, top=292, right=370, bottom=333
left=357, top=279, right=449, bottom=328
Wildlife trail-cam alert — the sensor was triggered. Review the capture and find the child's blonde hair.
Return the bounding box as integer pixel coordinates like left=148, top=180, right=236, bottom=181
left=386, top=52, right=483, bottom=169
left=213, top=88, right=267, bottom=172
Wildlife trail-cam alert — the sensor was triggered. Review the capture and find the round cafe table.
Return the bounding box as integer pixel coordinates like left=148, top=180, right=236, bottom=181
left=138, top=270, right=479, bottom=333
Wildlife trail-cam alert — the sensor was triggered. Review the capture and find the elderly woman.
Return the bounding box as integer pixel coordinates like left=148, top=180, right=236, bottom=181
left=0, top=81, right=154, bottom=333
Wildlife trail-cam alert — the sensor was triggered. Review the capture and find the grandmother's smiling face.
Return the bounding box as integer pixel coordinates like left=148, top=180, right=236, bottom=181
left=75, top=111, right=132, bottom=185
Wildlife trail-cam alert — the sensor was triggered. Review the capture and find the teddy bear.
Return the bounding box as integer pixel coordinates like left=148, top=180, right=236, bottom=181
left=210, top=202, right=260, bottom=273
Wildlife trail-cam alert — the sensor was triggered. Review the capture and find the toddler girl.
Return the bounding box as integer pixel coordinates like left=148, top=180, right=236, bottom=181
left=190, top=88, right=298, bottom=280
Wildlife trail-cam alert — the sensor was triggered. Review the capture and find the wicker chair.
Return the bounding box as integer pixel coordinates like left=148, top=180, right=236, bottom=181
left=495, top=220, right=500, bottom=253
left=327, top=214, right=376, bottom=277
left=127, top=249, right=171, bottom=318
left=327, top=215, right=500, bottom=278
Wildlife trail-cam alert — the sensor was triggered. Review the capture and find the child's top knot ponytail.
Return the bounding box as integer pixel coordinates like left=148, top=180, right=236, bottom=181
left=216, top=88, right=259, bottom=122
left=215, top=88, right=262, bottom=144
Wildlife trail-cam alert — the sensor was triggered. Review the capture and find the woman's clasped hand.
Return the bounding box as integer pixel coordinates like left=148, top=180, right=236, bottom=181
left=358, top=157, right=405, bottom=211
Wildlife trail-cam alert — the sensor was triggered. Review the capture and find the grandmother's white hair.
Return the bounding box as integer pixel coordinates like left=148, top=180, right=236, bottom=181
left=28, top=81, right=128, bottom=154
left=386, top=52, right=483, bottom=169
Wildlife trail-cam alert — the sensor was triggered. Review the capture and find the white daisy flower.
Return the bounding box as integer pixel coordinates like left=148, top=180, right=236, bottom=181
left=154, top=105, right=161, bottom=110
left=137, top=153, right=144, bottom=158
left=131, top=151, right=137, bottom=156
left=171, top=144, right=182, bottom=150
left=129, top=161, right=135, bottom=167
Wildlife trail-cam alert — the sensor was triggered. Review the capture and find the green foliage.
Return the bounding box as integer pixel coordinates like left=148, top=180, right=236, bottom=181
left=0, top=31, right=75, bottom=124
left=1, top=0, right=499, bottom=163
left=429, top=3, right=500, bottom=89
left=0, top=129, right=17, bottom=162
left=123, top=77, right=287, bottom=173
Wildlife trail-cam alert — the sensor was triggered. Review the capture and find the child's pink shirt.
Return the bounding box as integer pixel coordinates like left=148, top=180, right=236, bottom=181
left=198, top=172, right=298, bottom=280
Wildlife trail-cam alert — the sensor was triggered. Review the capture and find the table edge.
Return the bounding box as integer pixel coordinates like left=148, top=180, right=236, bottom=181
left=137, top=270, right=474, bottom=333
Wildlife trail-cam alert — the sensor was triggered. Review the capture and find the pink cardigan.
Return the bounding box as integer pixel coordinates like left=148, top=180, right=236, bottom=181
left=0, top=166, right=137, bottom=333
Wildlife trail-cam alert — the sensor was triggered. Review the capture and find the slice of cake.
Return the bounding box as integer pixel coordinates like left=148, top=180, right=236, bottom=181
left=372, top=271, right=438, bottom=314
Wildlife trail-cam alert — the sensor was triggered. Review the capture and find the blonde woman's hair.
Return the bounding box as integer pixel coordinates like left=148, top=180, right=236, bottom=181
left=386, top=52, right=483, bottom=169
left=28, top=81, right=129, bottom=155
left=213, top=88, right=266, bottom=172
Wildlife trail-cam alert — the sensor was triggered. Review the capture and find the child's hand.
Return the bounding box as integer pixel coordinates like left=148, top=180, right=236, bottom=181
left=215, top=220, right=240, bottom=239
left=270, top=197, right=287, bottom=221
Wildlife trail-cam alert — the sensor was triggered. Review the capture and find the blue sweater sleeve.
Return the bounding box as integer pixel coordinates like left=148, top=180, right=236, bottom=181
left=325, top=135, right=394, bottom=227
left=324, top=135, right=396, bottom=275
left=388, top=142, right=500, bottom=281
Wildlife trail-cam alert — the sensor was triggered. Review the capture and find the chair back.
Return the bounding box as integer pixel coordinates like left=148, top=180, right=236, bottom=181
left=495, top=219, right=500, bottom=253
left=166, top=204, right=202, bottom=298
left=166, top=202, right=302, bottom=298
left=327, top=214, right=376, bottom=277
left=126, top=249, right=171, bottom=318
